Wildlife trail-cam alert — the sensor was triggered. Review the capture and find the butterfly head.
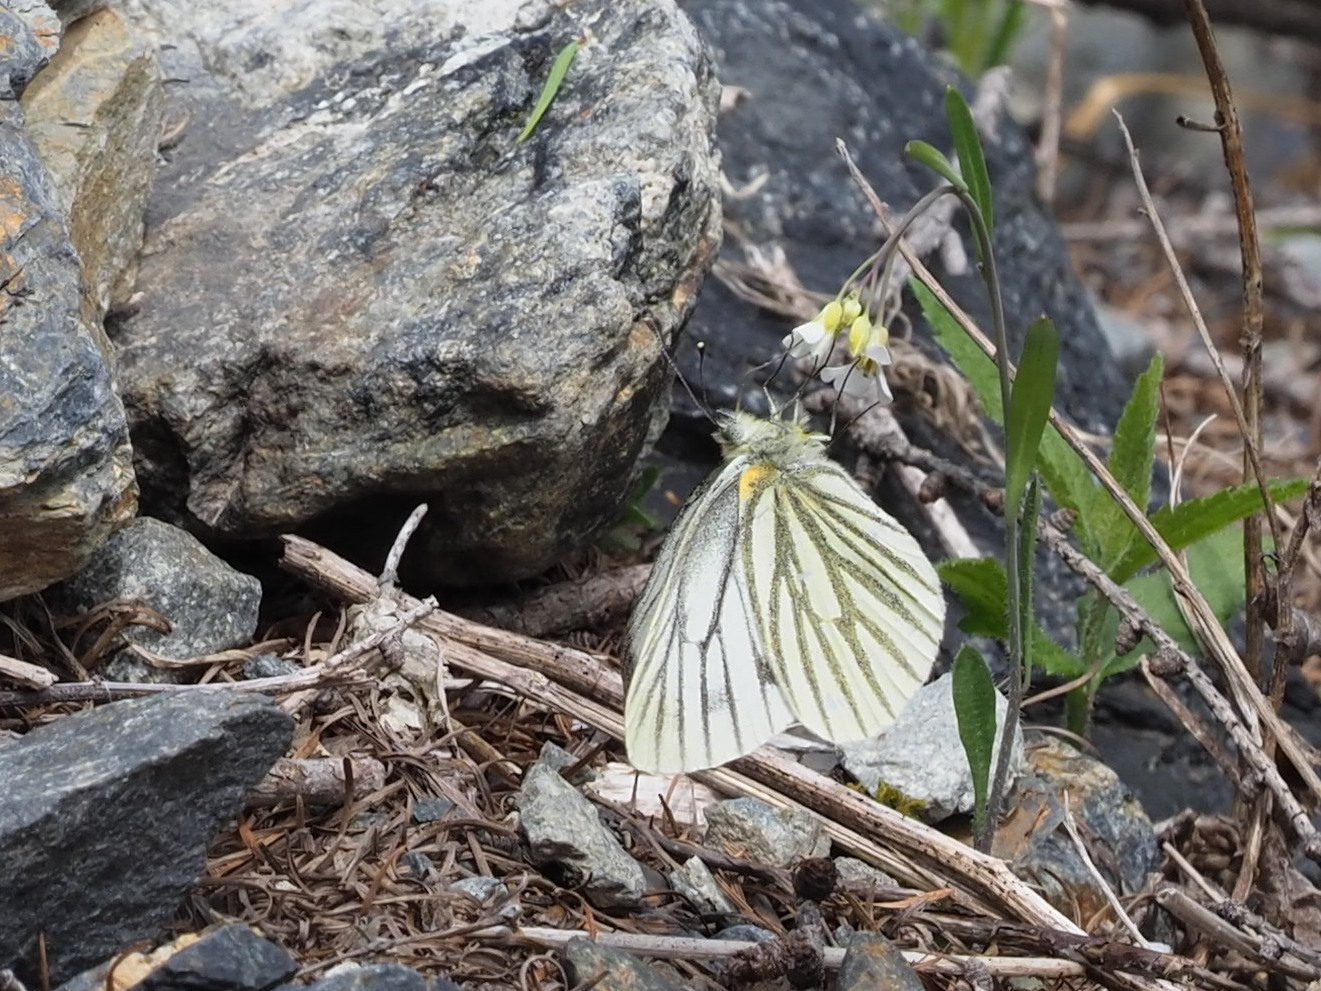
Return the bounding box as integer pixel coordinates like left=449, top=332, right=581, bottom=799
left=715, top=409, right=829, bottom=465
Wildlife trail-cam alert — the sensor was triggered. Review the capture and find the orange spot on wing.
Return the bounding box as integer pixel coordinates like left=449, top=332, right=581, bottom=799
left=739, top=463, right=776, bottom=501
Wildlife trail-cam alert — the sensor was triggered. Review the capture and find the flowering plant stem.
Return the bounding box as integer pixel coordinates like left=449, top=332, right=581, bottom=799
left=956, top=193, right=1023, bottom=851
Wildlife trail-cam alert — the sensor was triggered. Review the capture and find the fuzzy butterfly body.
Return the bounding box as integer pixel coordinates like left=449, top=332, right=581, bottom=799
left=623, top=410, right=946, bottom=773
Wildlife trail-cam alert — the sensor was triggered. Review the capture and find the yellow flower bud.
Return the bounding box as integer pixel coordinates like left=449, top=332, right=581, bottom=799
left=840, top=294, right=862, bottom=326
left=847, top=312, right=873, bottom=358
left=819, top=300, right=844, bottom=333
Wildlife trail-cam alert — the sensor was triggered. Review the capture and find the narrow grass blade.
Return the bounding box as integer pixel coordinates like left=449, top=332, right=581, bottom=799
left=518, top=37, right=581, bottom=144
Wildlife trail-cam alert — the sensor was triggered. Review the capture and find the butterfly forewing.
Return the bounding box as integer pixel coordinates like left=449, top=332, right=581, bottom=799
left=743, top=461, right=943, bottom=743
left=624, top=458, right=796, bottom=773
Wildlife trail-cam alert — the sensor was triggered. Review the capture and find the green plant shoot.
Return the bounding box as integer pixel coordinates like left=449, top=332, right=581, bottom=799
left=518, top=37, right=581, bottom=143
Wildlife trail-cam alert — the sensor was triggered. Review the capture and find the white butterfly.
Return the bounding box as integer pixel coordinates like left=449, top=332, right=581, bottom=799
left=623, top=409, right=946, bottom=774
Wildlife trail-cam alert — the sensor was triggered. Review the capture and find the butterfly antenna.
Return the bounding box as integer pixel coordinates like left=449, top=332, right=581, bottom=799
left=828, top=394, right=889, bottom=454
left=651, top=326, right=719, bottom=426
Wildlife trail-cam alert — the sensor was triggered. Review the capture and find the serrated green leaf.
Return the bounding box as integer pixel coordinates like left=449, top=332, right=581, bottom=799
left=939, top=556, right=1084, bottom=677
left=1005, top=318, right=1058, bottom=512
left=1109, top=477, right=1309, bottom=584
left=945, top=86, right=994, bottom=241
left=1087, top=355, right=1163, bottom=570
left=518, top=37, right=580, bottom=144
left=1115, top=526, right=1247, bottom=666
left=939, top=557, right=1008, bottom=638
left=905, top=140, right=967, bottom=193
left=1031, top=625, right=1087, bottom=678
left=952, top=643, right=998, bottom=838
left=911, top=279, right=1096, bottom=541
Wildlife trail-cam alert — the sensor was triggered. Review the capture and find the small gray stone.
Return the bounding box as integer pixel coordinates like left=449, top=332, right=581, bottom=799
left=518, top=760, right=646, bottom=910
left=244, top=654, right=300, bottom=680
left=713, top=925, right=776, bottom=944
left=398, top=851, right=435, bottom=881
left=833, top=857, right=898, bottom=892
left=561, top=938, right=688, bottom=991
left=836, top=932, right=924, bottom=991
left=0, top=692, right=294, bottom=984
left=840, top=673, right=1024, bottom=824
left=136, top=925, right=295, bottom=991
left=668, top=856, right=735, bottom=917
left=55, top=925, right=296, bottom=991
left=995, top=736, right=1158, bottom=926
left=451, top=875, right=506, bottom=904
left=49, top=517, right=262, bottom=682
left=295, top=963, right=428, bottom=991
left=538, top=740, right=597, bottom=785
left=412, top=797, right=456, bottom=823
left=703, top=797, right=830, bottom=866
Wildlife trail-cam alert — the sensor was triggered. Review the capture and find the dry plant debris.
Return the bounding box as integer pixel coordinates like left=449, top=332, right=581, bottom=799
left=0, top=531, right=1265, bottom=991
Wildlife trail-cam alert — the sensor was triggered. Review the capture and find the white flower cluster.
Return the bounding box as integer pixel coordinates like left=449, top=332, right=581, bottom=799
left=781, top=294, right=893, bottom=405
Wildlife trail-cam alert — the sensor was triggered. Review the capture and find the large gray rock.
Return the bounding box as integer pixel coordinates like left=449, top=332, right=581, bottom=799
left=677, top=0, right=1125, bottom=429
left=20, top=6, right=163, bottom=317
left=0, top=9, right=138, bottom=602
left=49, top=516, right=262, bottom=681
left=110, top=0, right=722, bottom=584
left=0, top=691, right=294, bottom=984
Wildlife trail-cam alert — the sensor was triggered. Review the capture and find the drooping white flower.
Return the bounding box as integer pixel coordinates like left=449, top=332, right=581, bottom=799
left=819, top=313, right=894, bottom=405
left=821, top=356, right=894, bottom=405
left=782, top=299, right=844, bottom=366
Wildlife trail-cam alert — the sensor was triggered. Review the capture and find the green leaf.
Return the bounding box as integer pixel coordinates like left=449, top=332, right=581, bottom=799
left=952, top=643, right=998, bottom=838
left=911, top=279, right=1096, bottom=535
left=905, top=140, right=967, bottom=193
left=1004, top=317, right=1058, bottom=512
left=938, top=556, right=1083, bottom=676
left=981, top=1, right=1029, bottom=72
left=1016, top=474, right=1043, bottom=683
left=1118, top=526, right=1247, bottom=662
left=1086, top=355, right=1163, bottom=570
left=939, top=557, right=1008, bottom=638
left=1031, top=625, right=1087, bottom=678
left=1109, top=354, right=1162, bottom=513
left=1108, top=477, right=1309, bottom=584
left=945, top=86, right=994, bottom=240
left=518, top=37, right=581, bottom=143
